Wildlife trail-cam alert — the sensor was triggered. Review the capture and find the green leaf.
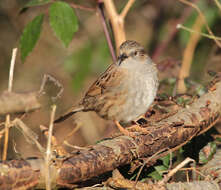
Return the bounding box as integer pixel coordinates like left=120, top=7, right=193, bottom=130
left=215, top=137, right=221, bottom=143
left=20, top=14, right=44, bottom=63
left=159, top=153, right=173, bottom=167
left=154, top=165, right=168, bottom=175
left=148, top=171, right=163, bottom=180
left=49, top=1, right=78, bottom=47
left=24, top=0, right=51, bottom=7
left=199, top=142, right=216, bottom=164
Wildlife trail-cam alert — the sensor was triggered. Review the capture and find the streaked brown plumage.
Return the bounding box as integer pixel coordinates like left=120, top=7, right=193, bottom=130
left=54, top=40, right=158, bottom=135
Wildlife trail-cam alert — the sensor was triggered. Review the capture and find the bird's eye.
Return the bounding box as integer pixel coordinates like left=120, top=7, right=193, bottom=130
left=134, top=51, right=138, bottom=56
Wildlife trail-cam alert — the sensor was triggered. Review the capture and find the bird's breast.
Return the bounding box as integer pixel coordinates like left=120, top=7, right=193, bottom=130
left=118, top=65, right=158, bottom=123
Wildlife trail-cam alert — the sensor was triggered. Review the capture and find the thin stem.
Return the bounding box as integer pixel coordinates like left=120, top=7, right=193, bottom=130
left=158, top=157, right=194, bottom=185
left=2, top=116, right=10, bottom=160
left=177, top=0, right=221, bottom=48
left=45, top=105, right=56, bottom=190
left=213, top=0, right=221, bottom=12
left=177, top=24, right=221, bottom=41
left=13, top=118, right=45, bottom=154
left=134, top=148, right=167, bottom=188
left=8, top=48, right=17, bottom=93
left=152, top=3, right=194, bottom=61
left=103, top=0, right=126, bottom=51
left=97, top=3, right=117, bottom=62
left=2, top=48, right=17, bottom=161
left=69, top=2, right=95, bottom=12
left=120, top=0, right=135, bottom=19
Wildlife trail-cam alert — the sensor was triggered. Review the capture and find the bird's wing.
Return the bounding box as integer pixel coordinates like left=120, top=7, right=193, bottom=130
left=85, top=64, right=126, bottom=97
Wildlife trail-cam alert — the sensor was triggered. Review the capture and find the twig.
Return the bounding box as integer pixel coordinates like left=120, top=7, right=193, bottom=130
left=8, top=48, right=17, bottom=92
left=63, top=124, right=81, bottom=143
left=13, top=118, right=45, bottom=154
left=63, top=141, right=88, bottom=151
left=152, top=2, right=195, bottom=61
left=158, top=157, right=195, bottom=185
left=179, top=167, right=207, bottom=179
left=134, top=148, right=167, bottom=188
left=0, top=77, right=221, bottom=187
left=177, top=15, right=204, bottom=93
left=40, top=125, right=68, bottom=156
left=102, top=0, right=127, bottom=51
left=97, top=3, right=117, bottom=62
left=2, top=48, right=17, bottom=161
left=0, top=128, right=5, bottom=140
left=2, top=116, right=10, bottom=160
left=177, top=24, right=221, bottom=41
left=213, top=0, right=221, bottom=12
left=68, top=2, right=95, bottom=12
left=120, top=0, right=135, bottom=19
left=186, top=169, right=189, bottom=183
left=45, top=105, right=56, bottom=190
left=98, top=0, right=135, bottom=56
left=177, top=0, right=221, bottom=48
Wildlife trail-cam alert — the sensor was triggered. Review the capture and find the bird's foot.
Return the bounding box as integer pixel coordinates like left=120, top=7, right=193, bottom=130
left=114, top=121, right=136, bottom=138
left=127, top=124, right=149, bottom=134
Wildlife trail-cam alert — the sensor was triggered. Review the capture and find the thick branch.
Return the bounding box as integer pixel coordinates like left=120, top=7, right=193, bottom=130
left=102, top=0, right=126, bottom=51
left=0, top=91, right=41, bottom=116
left=1, top=77, right=221, bottom=189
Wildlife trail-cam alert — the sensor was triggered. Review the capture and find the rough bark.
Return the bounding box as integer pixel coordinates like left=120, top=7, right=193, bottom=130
left=0, top=159, right=39, bottom=190
left=0, top=76, right=221, bottom=189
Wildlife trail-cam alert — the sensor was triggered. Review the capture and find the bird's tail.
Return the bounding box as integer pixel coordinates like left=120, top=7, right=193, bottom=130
left=54, top=105, right=84, bottom=123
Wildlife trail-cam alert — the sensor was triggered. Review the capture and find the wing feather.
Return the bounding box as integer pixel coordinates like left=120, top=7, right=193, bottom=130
left=82, top=63, right=126, bottom=109
left=86, top=64, right=122, bottom=96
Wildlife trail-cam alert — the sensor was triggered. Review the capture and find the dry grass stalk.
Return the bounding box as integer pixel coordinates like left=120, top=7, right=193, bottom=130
left=2, top=48, right=17, bottom=161
left=45, top=105, right=56, bottom=190
left=13, top=118, right=45, bottom=153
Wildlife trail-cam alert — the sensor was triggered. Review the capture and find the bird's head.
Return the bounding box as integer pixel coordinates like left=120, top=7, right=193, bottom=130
left=117, top=40, right=147, bottom=66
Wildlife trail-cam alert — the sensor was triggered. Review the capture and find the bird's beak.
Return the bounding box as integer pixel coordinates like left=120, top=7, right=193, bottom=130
left=118, top=53, right=128, bottom=65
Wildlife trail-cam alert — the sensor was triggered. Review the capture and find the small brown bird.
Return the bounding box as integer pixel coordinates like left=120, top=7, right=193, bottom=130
left=55, top=40, right=159, bottom=136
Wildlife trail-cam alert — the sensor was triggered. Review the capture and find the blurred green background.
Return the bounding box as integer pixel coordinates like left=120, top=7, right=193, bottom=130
left=0, top=0, right=221, bottom=158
